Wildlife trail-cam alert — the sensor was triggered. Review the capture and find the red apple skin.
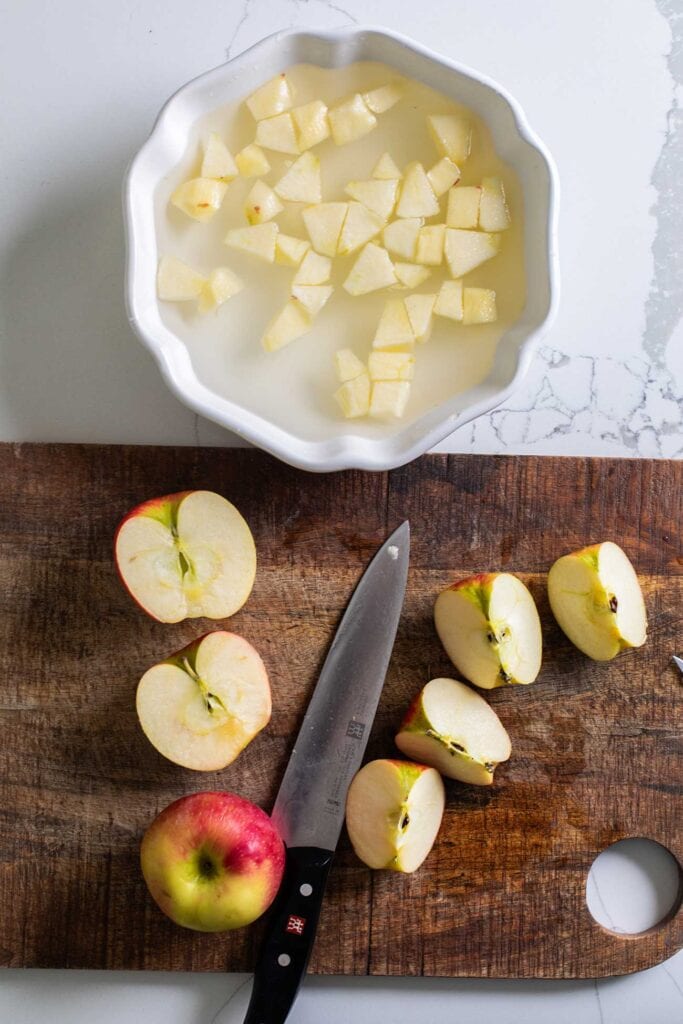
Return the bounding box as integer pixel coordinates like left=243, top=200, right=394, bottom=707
left=445, top=572, right=496, bottom=592
left=141, top=791, right=285, bottom=932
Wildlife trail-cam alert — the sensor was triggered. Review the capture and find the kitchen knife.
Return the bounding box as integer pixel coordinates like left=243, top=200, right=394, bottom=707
left=673, top=655, right=683, bottom=675
left=243, top=521, right=410, bottom=1024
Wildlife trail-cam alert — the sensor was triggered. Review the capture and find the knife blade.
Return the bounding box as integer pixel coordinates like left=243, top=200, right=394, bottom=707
left=243, top=521, right=410, bottom=1024
left=673, top=655, right=683, bottom=675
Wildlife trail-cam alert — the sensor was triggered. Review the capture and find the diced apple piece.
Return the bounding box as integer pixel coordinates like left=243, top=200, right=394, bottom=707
left=275, top=234, right=310, bottom=266
left=334, top=372, right=371, bottom=418
left=369, top=380, right=411, bottom=418
left=444, top=228, right=500, bottom=278
left=224, top=223, right=278, bottom=263
left=245, top=180, right=283, bottom=225
left=255, top=112, right=299, bottom=154
left=246, top=73, right=294, bottom=120
left=198, top=267, right=244, bottom=314
left=393, top=263, right=432, bottom=289
left=302, top=202, right=348, bottom=256
left=427, top=157, right=460, bottom=197
left=261, top=300, right=311, bottom=352
left=291, top=100, right=330, bottom=150
left=201, top=133, right=238, bottom=182
left=405, top=293, right=436, bottom=343
left=157, top=256, right=206, bottom=301
left=334, top=348, right=366, bottom=383
left=463, top=288, right=497, bottom=324
left=293, top=250, right=332, bottom=285
left=428, top=113, right=472, bottom=164
left=396, top=162, right=439, bottom=218
left=171, top=178, right=228, bottom=222
left=479, top=176, right=511, bottom=231
left=446, top=186, right=481, bottom=229
left=368, top=350, right=415, bottom=382
left=235, top=143, right=271, bottom=178
left=291, top=284, right=333, bottom=318
left=383, top=217, right=423, bottom=260
left=337, top=202, right=384, bottom=256
left=274, top=152, right=322, bottom=203
left=362, top=83, right=402, bottom=114
left=343, top=243, right=397, bottom=296
left=434, top=280, right=463, bottom=321
left=415, top=224, right=445, bottom=266
left=328, top=93, right=377, bottom=145
left=373, top=298, right=415, bottom=350
left=344, top=179, right=398, bottom=222
left=372, top=152, right=402, bottom=180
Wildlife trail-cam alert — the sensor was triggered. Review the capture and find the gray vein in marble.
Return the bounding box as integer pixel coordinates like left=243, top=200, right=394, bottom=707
left=225, top=0, right=255, bottom=60
left=662, top=963, right=683, bottom=1001
left=594, top=980, right=605, bottom=1024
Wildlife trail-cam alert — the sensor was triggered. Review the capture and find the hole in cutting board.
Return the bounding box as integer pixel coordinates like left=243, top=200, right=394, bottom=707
left=586, top=838, right=683, bottom=934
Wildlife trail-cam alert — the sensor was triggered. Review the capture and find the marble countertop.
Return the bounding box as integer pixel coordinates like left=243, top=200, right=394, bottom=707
left=0, top=0, right=681, bottom=1021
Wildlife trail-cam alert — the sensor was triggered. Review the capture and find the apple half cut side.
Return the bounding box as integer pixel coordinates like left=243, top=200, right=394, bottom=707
left=396, top=677, right=511, bottom=786
left=548, top=541, right=647, bottom=661
left=345, top=759, right=445, bottom=873
left=115, top=490, right=256, bottom=623
left=434, top=572, right=542, bottom=689
left=136, top=630, right=271, bottom=771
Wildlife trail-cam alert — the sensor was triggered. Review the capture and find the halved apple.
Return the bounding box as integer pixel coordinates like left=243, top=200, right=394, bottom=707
left=345, top=759, right=445, bottom=872
left=115, top=490, right=256, bottom=623
left=396, top=678, right=511, bottom=786
left=434, top=572, right=542, bottom=689
left=136, top=631, right=271, bottom=771
left=548, top=542, right=647, bottom=660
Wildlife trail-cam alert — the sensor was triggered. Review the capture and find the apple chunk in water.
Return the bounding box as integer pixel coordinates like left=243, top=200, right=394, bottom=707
left=115, top=490, right=256, bottom=623
left=345, top=759, right=445, bottom=873
left=396, top=678, right=511, bottom=786
left=136, top=631, right=270, bottom=771
left=435, top=572, right=542, bottom=689
left=548, top=541, right=647, bottom=660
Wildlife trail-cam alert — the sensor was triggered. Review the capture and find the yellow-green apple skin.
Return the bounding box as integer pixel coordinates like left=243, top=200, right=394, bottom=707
left=140, top=791, right=284, bottom=932
left=434, top=572, right=542, bottom=689
left=547, top=542, right=647, bottom=660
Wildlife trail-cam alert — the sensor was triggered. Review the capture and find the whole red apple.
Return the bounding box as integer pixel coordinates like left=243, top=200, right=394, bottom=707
left=141, top=791, right=284, bottom=932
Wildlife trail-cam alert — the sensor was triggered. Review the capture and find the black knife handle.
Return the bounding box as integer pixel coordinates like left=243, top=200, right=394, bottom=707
left=243, top=846, right=334, bottom=1024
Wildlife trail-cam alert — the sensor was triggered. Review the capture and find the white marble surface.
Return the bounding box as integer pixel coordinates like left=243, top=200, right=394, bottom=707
left=0, top=0, right=681, bottom=1021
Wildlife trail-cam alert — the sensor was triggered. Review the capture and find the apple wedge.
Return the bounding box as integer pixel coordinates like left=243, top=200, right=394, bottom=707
left=343, top=243, right=397, bottom=295
left=171, top=178, right=228, bottom=222
left=396, top=678, right=511, bottom=786
left=396, top=162, right=439, bottom=218
left=337, top=202, right=385, bottom=256
left=274, top=152, right=322, bottom=204
left=548, top=542, right=647, bottom=660
left=344, top=179, right=398, bottom=222
left=383, top=217, right=423, bottom=261
left=334, top=372, right=371, bottom=418
left=345, top=759, right=445, bottom=872
left=435, top=572, right=542, bottom=689
left=372, top=152, right=402, bottom=180
left=405, top=293, right=436, bottom=343
left=334, top=348, right=366, bottom=383
left=428, top=114, right=472, bottom=164
left=115, top=490, right=256, bottom=623
left=362, top=83, right=402, bottom=114
left=369, top=380, right=411, bottom=419
left=157, top=257, right=206, bottom=302
left=261, top=301, right=311, bottom=352
left=392, top=262, right=432, bottom=289
left=225, top=223, right=278, bottom=263
left=136, top=631, right=271, bottom=771
left=235, top=143, right=270, bottom=178
left=201, top=133, right=238, bottom=182
left=302, top=202, right=347, bottom=256
left=328, top=93, right=377, bottom=145
left=479, top=176, right=511, bottom=231
left=255, top=112, right=299, bottom=155
left=245, top=180, right=283, bottom=225
left=246, top=73, right=294, bottom=121
left=444, top=228, right=500, bottom=278
left=197, top=267, right=244, bottom=314
left=291, top=99, right=330, bottom=150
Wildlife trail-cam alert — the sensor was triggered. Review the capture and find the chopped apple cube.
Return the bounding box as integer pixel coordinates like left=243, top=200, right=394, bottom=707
left=293, top=250, right=332, bottom=285
left=370, top=380, right=411, bottom=418
left=362, top=83, right=402, bottom=114
left=446, top=186, right=481, bottom=228
left=255, top=112, right=299, bottom=154
left=201, top=133, right=238, bottom=182
left=291, top=284, right=333, bottom=318
left=405, top=293, right=436, bottom=343
left=434, top=279, right=464, bottom=321
left=197, top=267, right=244, bottom=313
left=328, top=94, right=377, bottom=145
left=302, top=202, right=347, bottom=256
left=224, top=222, right=279, bottom=263
left=393, top=262, right=432, bottom=289
left=246, top=73, right=294, bottom=120
left=344, top=178, right=398, bottom=221
left=335, top=372, right=371, bottom=418
left=368, top=351, right=415, bottom=381
left=337, top=202, right=384, bottom=255
left=261, top=300, right=311, bottom=352
left=444, top=228, right=500, bottom=277
left=427, top=156, right=460, bottom=197
left=343, top=243, right=397, bottom=295
left=245, top=180, right=283, bottom=224
left=275, top=233, right=310, bottom=266
left=235, top=143, right=271, bottom=178
left=157, top=256, right=206, bottom=301
left=463, top=287, right=497, bottom=324
left=171, top=178, right=228, bottom=222
left=416, top=224, right=445, bottom=266
left=372, top=152, right=402, bottom=180
left=372, top=299, right=415, bottom=350
left=334, top=348, right=366, bottom=383
left=396, top=162, right=439, bottom=218
left=291, top=100, right=330, bottom=150
left=383, top=217, right=423, bottom=260
left=274, top=152, right=322, bottom=203
left=427, top=113, right=472, bottom=164
left=479, top=176, right=511, bottom=231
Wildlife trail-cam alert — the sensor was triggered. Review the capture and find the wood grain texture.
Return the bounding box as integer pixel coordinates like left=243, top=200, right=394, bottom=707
left=0, top=444, right=680, bottom=978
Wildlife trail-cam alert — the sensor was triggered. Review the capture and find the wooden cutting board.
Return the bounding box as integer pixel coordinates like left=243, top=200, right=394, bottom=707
left=0, top=444, right=680, bottom=978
